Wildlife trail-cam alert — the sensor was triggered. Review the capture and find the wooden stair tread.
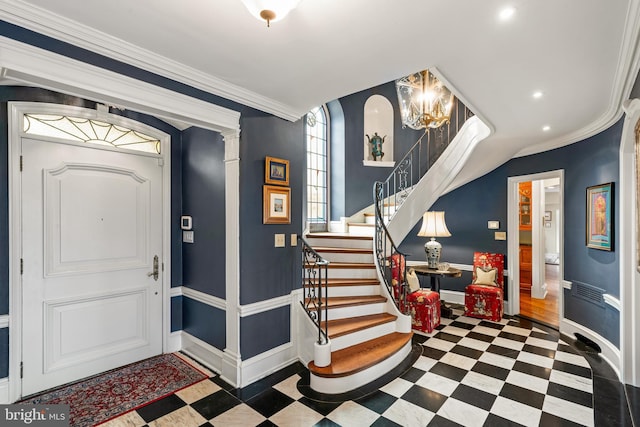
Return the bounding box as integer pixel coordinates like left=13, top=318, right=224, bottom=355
left=326, top=262, right=376, bottom=269
left=312, top=247, right=373, bottom=254
left=308, top=332, right=412, bottom=378
left=304, top=262, right=376, bottom=269
left=303, top=278, right=380, bottom=287
left=348, top=222, right=374, bottom=227
left=323, top=313, right=397, bottom=338
left=305, top=295, right=387, bottom=308
left=305, top=233, right=372, bottom=240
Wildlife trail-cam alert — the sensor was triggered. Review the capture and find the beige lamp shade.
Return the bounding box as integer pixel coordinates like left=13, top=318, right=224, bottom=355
left=417, top=211, right=451, bottom=238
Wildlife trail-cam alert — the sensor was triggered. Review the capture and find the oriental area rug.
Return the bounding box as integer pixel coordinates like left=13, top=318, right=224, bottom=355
left=20, top=353, right=209, bottom=427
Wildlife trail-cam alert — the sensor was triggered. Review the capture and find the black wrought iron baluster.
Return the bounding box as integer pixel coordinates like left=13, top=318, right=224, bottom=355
left=300, top=237, right=329, bottom=345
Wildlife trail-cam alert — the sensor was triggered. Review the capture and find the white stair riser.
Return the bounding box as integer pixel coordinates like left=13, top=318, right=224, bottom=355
left=326, top=268, right=377, bottom=279
left=347, top=225, right=375, bottom=237
left=316, top=252, right=374, bottom=264
left=330, top=322, right=397, bottom=352
left=310, top=341, right=411, bottom=394
left=325, top=302, right=386, bottom=320
left=304, top=237, right=373, bottom=250
left=324, top=285, right=380, bottom=297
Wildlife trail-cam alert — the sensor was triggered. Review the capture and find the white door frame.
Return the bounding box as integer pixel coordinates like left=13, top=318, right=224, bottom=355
left=2, top=38, right=241, bottom=402
left=506, top=169, right=564, bottom=325
left=10, top=102, right=170, bottom=397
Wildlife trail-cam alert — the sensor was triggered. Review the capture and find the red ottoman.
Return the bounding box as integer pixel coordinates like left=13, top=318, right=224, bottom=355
left=407, top=289, right=441, bottom=333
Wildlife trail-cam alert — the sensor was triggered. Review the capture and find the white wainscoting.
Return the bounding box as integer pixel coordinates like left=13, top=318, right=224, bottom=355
left=0, top=315, right=8, bottom=329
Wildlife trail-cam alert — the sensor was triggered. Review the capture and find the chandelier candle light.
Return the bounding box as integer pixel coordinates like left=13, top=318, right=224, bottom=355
left=417, top=211, right=451, bottom=269
left=240, top=0, right=303, bottom=27
left=396, top=69, right=454, bottom=130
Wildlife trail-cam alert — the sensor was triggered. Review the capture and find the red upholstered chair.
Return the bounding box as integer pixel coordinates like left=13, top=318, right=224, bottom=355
left=405, top=268, right=441, bottom=333
left=464, top=252, right=504, bottom=322
left=389, top=254, right=441, bottom=332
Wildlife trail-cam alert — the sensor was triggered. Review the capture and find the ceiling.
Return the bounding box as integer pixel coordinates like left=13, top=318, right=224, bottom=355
left=1, top=0, right=639, bottom=168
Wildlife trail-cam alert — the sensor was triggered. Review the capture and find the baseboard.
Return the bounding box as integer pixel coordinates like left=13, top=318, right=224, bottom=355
left=167, top=330, right=182, bottom=353
left=239, top=342, right=297, bottom=388
left=440, top=290, right=465, bottom=305
left=561, top=318, right=621, bottom=380
left=180, top=332, right=223, bottom=377
left=0, top=378, right=8, bottom=404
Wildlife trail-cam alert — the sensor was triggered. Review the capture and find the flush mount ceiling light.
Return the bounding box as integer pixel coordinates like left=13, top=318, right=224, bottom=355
left=499, top=6, right=516, bottom=21
left=542, top=125, right=551, bottom=131
left=240, top=0, right=303, bottom=27
left=395, top=69, right=455, bottom=130
left=532, top=91, right=543, bottom=99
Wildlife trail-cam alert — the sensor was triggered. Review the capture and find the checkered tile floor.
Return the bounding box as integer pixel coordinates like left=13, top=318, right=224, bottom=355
left=102, top=308, right=597, bottom=427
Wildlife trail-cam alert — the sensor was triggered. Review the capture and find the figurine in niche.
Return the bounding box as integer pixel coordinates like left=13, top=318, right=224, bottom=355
left=366, top=132, right=386, bottom=161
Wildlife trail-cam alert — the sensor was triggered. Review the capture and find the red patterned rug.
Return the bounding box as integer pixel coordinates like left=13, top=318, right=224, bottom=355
left=20, top=353, right=209, bottom=427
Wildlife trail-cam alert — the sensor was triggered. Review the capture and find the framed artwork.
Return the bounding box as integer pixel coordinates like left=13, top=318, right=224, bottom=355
left=263, top=185, right=291, bottom=224
left=544, top=211, right=552, bottom=221
left=586, top=182, right=614, bottom=251
left=265, top=156, right=289, bottom=186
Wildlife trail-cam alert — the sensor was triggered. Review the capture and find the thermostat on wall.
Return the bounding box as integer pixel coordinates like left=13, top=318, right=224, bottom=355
left=181, top=215, right=192, bottom=230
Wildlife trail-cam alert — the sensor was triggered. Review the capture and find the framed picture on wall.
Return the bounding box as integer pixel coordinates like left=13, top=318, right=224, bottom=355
left=263, top=185, right=291, bottom=224
left=586, top=182, right=614, bottom=251
left=265, top=156, right=289, bottom=186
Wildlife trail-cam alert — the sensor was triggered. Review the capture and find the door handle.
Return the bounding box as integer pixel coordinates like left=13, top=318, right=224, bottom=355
left=148, top=255, right=159, bottom=281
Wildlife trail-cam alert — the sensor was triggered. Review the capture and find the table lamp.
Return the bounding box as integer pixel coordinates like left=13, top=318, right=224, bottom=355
left=417, top=211, right=451, bottom=269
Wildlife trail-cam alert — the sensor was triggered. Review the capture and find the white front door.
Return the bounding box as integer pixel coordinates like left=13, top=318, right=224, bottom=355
left=20, top=137, right=163, bottom=396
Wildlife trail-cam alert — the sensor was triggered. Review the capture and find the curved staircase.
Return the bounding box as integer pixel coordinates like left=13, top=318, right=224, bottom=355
left=302, top=233, right=412, bottom=394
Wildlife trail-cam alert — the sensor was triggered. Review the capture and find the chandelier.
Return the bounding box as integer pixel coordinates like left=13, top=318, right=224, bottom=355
left=396, top=70, right=454, bottom=130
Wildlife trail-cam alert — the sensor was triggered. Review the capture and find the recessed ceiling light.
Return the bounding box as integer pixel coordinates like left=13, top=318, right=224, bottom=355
left=532, top=91, right=543, bottom=99
left=499, top=6, right=516, bottom=21
left=542, top=125, right=551, bottom=132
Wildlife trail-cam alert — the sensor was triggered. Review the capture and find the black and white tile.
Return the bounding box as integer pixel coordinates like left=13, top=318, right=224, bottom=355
left=102, top=308, right=636, bottom=427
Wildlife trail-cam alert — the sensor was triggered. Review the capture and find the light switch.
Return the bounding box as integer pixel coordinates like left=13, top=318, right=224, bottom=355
left=183, top=230, right=194, bottom=243
left=494, top=231, right=506, bottom=240
left=275, top=234, right=285, bottom=247
left=290, top=234, right=297, bottom=246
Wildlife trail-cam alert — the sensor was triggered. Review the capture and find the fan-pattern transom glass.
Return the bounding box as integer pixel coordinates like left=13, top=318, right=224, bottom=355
left=23, top=114, right=161, bottom=154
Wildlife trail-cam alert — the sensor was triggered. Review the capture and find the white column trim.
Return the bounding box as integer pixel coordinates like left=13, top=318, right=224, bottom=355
left=620, top=98, right=640, bottom=386
left=222, top=129, right=241, bottom=387
left=0, top=315, right=8, bottom=329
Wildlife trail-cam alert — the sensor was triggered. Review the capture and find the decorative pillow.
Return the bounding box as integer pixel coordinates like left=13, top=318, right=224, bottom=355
left=474, top=267, right=498, bottom=286
left=406, top=269, right=420, bottom=293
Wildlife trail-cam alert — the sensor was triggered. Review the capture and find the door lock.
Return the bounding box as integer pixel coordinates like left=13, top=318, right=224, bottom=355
left=147, top=255, right=159, bottom=281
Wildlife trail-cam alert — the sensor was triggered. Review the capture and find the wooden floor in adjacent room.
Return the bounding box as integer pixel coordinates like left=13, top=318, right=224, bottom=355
left=519, top=263, right=559, bottom=328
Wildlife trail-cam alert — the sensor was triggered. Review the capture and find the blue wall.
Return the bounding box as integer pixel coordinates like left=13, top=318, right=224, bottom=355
left=181, top=127, right=226, bottom=297
left=400, top=119, right=623, bottom=347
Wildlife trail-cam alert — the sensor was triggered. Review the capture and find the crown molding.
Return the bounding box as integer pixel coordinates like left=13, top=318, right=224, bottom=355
left=515, top=0, right=640, bottom=157
left=0, top=0, right=302, bottom=121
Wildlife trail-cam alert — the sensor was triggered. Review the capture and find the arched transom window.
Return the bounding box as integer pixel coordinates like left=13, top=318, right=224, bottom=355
left=23, top=114, right=161, bottom=154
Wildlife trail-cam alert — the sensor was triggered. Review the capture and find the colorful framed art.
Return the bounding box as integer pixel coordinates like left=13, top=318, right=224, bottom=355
left=586, top=182, right=614, bottom=251
left=263, top=185, right=291, bottom=224
left=265, top=156, right=289, bottom=186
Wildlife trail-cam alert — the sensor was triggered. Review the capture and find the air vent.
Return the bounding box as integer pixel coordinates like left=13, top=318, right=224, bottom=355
left=571, top=281, right=605, bottom=307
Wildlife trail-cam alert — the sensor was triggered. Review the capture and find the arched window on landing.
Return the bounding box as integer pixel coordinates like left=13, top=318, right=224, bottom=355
left=305, top=106, right=329, bottom=232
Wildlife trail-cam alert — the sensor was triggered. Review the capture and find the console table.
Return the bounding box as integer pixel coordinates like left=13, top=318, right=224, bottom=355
left=411, top=264, right=462, bottom=318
